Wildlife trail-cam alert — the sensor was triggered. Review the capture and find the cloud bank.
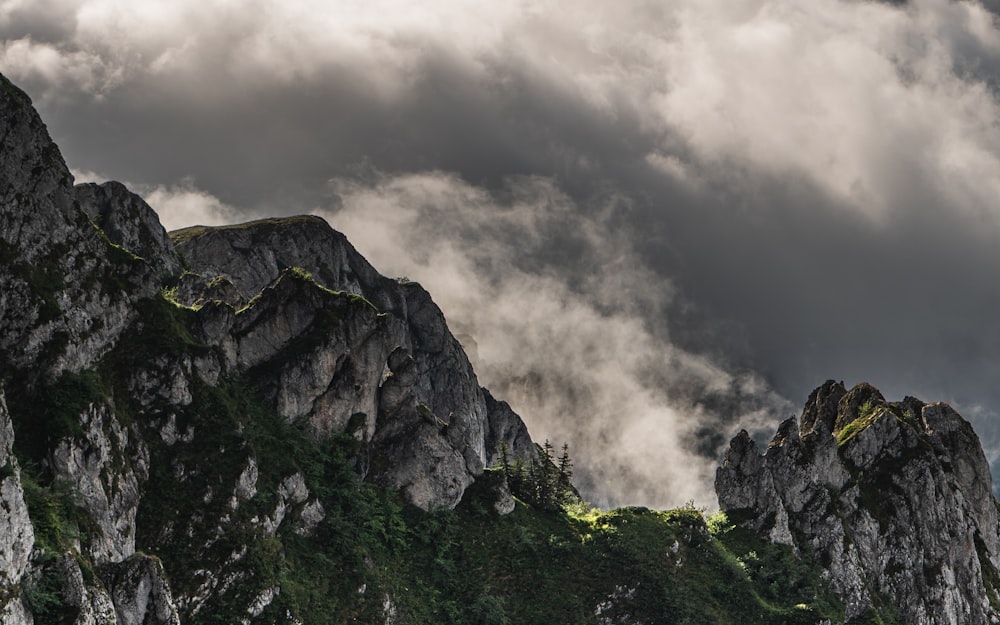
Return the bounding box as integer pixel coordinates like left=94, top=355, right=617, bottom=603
left=7, top=0, right=1000, bottom=500
left=323, top=172, right=791, bottom=508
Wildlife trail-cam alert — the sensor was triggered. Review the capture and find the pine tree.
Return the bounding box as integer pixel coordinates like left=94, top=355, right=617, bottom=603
left=498, top=442, right=512, bottom=480
left=495, top=439, right=577, bottom=511
left=557, top=443, right=573, bottom=494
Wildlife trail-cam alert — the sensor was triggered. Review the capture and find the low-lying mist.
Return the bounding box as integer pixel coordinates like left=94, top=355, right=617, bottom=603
left=323, top=171, right=793, bottom=509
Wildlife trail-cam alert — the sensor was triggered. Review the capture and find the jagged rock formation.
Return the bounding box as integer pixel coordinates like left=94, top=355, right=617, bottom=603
left=0, top=71, right=536, bottom=623
left=717, top=380, right=1000, bottom=625
left=74, top=181, right=183, bottom=277
left=168, top=216, right=536, bottom=508
left=0, top=385, right=35, bottom=623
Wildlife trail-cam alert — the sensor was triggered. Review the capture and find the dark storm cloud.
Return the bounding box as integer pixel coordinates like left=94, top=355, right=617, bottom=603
left=0, top=2, right=662, bottom=213
left=6, top=0, right=1000, bottom=503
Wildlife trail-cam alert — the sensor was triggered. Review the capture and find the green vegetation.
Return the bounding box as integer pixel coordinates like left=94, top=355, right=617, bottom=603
left=499, top=440, right=577, bottom=511
left=117, top=338, right=855, bottom=625
left=7, top=369, right=104, bottom=461
left=19, top=470, right=90, bottom=625
left=837, top=399, right=930, bottom=449
left=0, top=249, right=910, bottom=625
left=708, top=512, right=844, bottom=621
left=837, top=401, right=883, bottom=446
left=161, top=285, right=201, bottom=311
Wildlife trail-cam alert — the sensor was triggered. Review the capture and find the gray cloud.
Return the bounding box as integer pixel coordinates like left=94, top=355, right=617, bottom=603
left=7, top=0, right=1000, bottom=500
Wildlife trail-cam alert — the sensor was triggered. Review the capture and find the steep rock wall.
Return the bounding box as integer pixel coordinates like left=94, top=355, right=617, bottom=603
left=170, top=217, right=537, bottom=509
left=717, top=381, right=1000, bottom=624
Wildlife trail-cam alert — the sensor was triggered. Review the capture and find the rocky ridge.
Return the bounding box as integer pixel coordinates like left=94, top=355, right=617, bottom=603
left=0, top=72, right=534, bottom=624
left=168, top=216, right=535, bottom=507
left=717, top=380, right=1000, bottom=625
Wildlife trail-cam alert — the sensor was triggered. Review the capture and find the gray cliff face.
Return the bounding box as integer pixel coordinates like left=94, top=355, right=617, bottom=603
left=49, top=401, right=150, bottom=565
left=0, top=71, right=539, bottom=623
left=0, top=386, right=35, bottom=624
left=0, top=75, right=154, bottom=376
left=717, top=380, right=1000, bottom=624
left=73, top=181, right=183, bottom=277
left=169, top=217, right=537, bottom=509
left=170, top=216, right=401, bottom=312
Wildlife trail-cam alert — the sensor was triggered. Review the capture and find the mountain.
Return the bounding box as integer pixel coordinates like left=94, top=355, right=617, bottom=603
left=0, top=71, right=997, bottom=625
left=717, top=380, right=1000, bottom=624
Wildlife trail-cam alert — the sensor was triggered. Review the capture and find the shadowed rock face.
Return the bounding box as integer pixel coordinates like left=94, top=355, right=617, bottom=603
left=0, top=387, right=34, bottom=623
left=74, top=181, right=183, bottom=277
left=717, top=380, right=1000, bottom=625
left=168, top=217, right=537, bottom=509
left=0, top=70, right=537, bottom=623
left=0, top=76, right=157, bottom=377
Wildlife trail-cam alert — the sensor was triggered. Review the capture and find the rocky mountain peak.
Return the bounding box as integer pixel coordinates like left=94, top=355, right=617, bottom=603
left=717, top=380, right=1000, bottom=624
left=74, top=180, right=183, bottom=276
left=0, top=70, right=538, bottom=624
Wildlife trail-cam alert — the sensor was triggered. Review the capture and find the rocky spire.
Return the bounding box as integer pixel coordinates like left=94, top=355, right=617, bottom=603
left=717, top=380, right=1000, bottom=624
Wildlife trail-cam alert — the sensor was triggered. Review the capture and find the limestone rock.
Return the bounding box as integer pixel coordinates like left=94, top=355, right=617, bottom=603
left=57, top=553, right=118, bottom=625
left=0, top=68, right=548, bottom=624
left=171, top=219, right=537, bottom=510
left=49, top=402, right=150, bottom=565
left=73, top=181, right=183, bottom=277
left=105, top=555, right=182, bottom=625
left=0, top=385, right=34, bottom=596
left=170, top=216, right=402, bottom=312
left=0, top=74, right=155, bottom=377
left=717, top=380, right=1000, bottom=624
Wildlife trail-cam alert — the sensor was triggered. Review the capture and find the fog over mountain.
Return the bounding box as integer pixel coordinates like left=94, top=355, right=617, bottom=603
left=5, top=0, right=1000, bottom=506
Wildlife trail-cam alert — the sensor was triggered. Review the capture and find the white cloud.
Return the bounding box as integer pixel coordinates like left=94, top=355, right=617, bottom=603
left=322, top=171, right=791, bottom=509
left=12, top=0, right=1000, bottom=225
left=138, top=178, right=238, bottom=232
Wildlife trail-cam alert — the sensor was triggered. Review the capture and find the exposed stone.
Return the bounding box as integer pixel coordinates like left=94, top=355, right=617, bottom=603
left=0, top=69, right=550, bottom=623
left=49, top=402, right=149, bottom=565
left=0, top=74, right=155, bottom=377
left=170, top=215, right=404, bottom=313
left=171, top=219, right=537, bottom=510
left=233, top=458, right=259, bottom=503
left=717, top=380, right=1000, bottom=625
left=73, top=181, right=183, bottom=277
left=0, top=596, right=32, bottom=625
left=297, top=500, right=327, bottom=536
left=0, top=386, right=33, bottom=591
left=57, top=553, right=117, bottom=625
left=105, top=555, right=181, bottom=625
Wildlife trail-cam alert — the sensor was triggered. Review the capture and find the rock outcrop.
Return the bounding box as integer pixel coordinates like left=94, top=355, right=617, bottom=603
left=717, top=380, right=1000, bottom=624
left=0, top=77, right=158, bottom=377
left=74, top=181, right=183, bottom=277
left=0, top=385, right=34, bottom=624
left=169, top=216, right=537, bottom=509
left=0, top=70, right=538, bottom=624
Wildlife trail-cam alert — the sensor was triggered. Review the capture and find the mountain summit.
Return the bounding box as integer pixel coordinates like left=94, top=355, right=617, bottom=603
left=717, top=380, right=1000, bottom=624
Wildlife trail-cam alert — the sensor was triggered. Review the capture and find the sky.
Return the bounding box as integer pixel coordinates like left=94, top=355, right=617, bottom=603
left=5, top=0, right=1000, bottom=508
